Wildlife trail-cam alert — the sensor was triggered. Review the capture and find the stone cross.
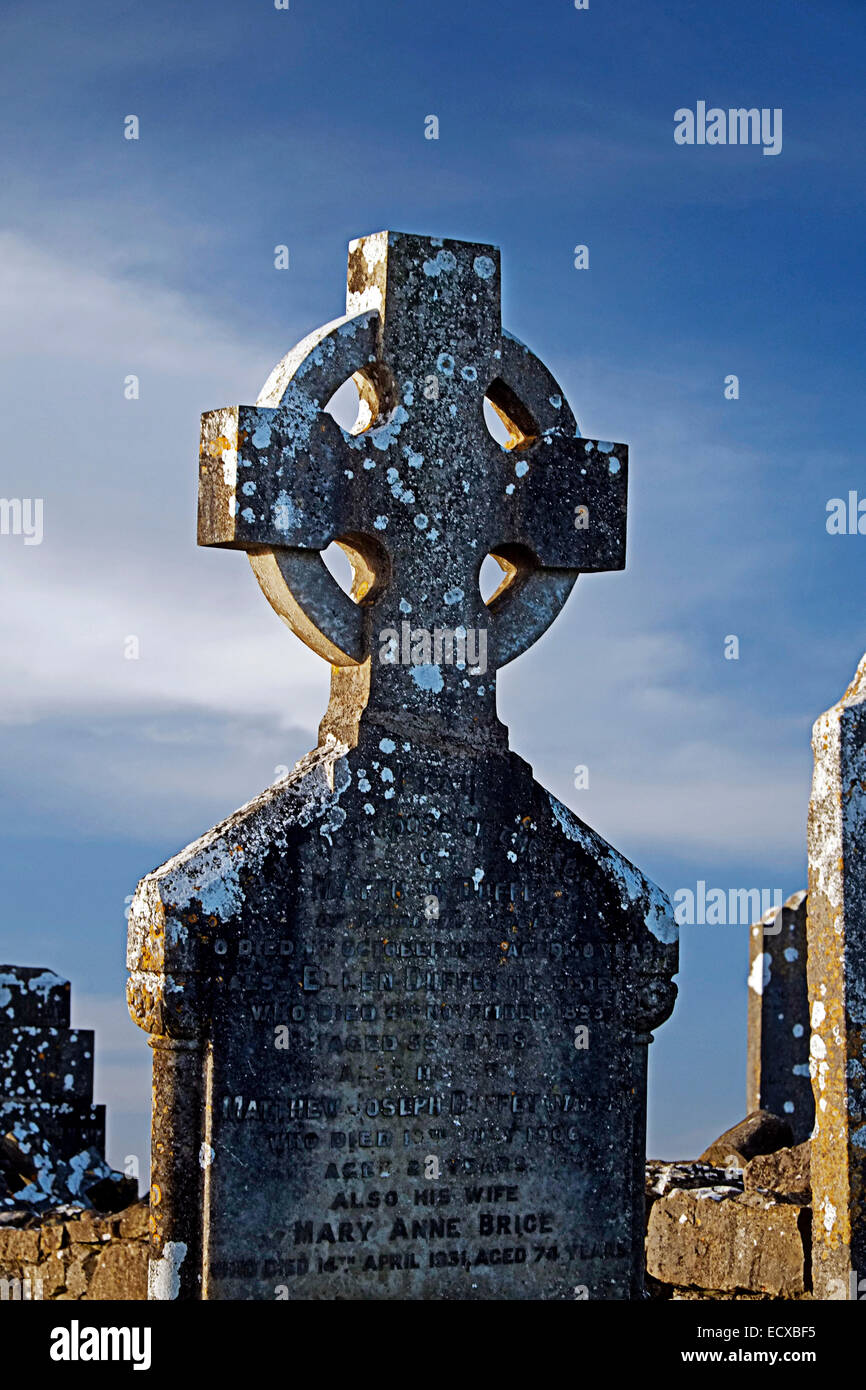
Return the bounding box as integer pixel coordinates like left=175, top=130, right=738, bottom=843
left=197, top=230, right=627, bottom=747
left=746, top=891, right=814, bottom=1144
left=129, top=232, right=678, bottom=1300
left=807, top=652, right=866, bottom=1299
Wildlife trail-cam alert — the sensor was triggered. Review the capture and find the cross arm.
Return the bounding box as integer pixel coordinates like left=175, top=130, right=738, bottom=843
left=492, top=436, right=628, bottom=571
left=197, top=311, right=379, bottom=551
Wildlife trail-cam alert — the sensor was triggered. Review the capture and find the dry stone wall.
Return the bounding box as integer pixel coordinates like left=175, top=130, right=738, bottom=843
left=0, top=1199, right=148, bottom=1300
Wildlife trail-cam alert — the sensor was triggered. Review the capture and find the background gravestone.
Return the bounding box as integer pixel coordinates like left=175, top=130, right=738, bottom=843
left=807, top=652, right=866, bottom=1299
left=0, top=965, right=132, bottom=1211
left=746, top=891, right=814, bottom=1144
left=128, top=231, right=678, bottom=1300
left=0, top=967, right=101, bottom=1165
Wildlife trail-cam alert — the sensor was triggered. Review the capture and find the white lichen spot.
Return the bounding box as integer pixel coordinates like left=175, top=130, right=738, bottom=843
left=148, top=1241, right=188, bottom=1300
left=423, top=249, right=457, bottom=278
left=272, top=491, right=303, bottom=534
left=748, top=953, right=771, bottom=996
left=410, top=664, right=443, bottom=693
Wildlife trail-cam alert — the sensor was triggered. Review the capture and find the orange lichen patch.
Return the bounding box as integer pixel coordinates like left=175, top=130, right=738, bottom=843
left=201, top=433, right=235, bottom=462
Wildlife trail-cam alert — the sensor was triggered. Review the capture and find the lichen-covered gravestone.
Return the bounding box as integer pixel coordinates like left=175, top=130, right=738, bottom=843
left=746, top=891, right=814, bottom=1144
left=807, top=653, right=866, bottom=1299
left=0, top=966, right=129, bottom=1209
left=128, top=232, right=678, bottom=1300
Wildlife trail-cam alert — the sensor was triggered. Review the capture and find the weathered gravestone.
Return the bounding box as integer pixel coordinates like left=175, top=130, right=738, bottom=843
left=746, top=890, right=814, bottom=1144
left=128, top=231, right=678, bottom=1300
left=0, top=965, right=103, bottom=1164
left=0, top=966, right=131, bottom=1209
left=807, top=652, right=866, bottom=1299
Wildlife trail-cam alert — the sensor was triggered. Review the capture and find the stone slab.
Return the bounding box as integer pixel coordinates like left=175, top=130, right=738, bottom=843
left=0, top=1026, right=95, bottom=1104
left=744, top=1141, right=811, bottom=1204
left=0, top=968, right=70, bottom=1027
left=807, top=653, right=866, bottom=1299
left=131, top=737, right=678, bottom=1300
left=699, top=1110, right=793, bottom=1169
left=747, top=891, right=813, bottom=1143
left=646, top=1187, right=809, bottom=1297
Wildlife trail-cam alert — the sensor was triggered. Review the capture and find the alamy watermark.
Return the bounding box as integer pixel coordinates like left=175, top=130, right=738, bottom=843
left=826, top=491, right=866, bottom=535
left=379, top=622, right=487, bottom=675
left=674, top=103, right=782, bottom=156
left=0, top=498, right=43, bottom=545
left=49, top=1322, right=151, bottom=1370
left=673, top=882, right=783, bottom=927
left=1, top=1272, right=43, bottom=1300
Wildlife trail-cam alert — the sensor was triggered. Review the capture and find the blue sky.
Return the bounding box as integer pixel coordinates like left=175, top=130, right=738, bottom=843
left=1, top=0, right=864, bottom=1173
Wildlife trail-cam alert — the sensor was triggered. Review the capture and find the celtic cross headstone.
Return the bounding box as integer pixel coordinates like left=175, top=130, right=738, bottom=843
left=128, top=231, right=678, bottom=1300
